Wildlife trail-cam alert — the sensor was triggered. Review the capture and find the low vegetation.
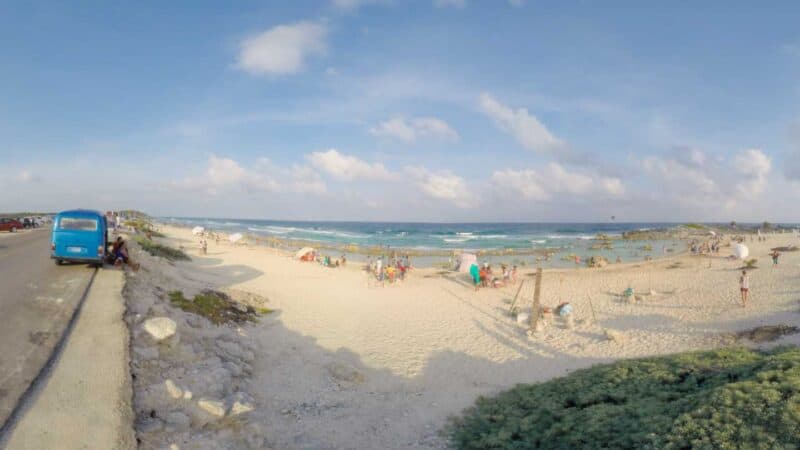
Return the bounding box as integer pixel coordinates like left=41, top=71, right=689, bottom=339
left=684, top=223, right=706, bottom=230
left=448, top=346, right=800, bottom=449
left=168, top=290, right=272, bottom=325
left=134, top=237, right=189, bottom=261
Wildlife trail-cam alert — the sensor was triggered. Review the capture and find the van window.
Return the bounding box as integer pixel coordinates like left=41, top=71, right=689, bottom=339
left=59, top=217, right=98, bottom=231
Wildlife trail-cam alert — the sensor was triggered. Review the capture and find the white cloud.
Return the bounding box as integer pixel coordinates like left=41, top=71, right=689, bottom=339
left=237, top=21, right=327, bottom=76
left=16, top=170, right=34, bottom=182
left=307, top=149, right=393, bottom=181
left=491, top=163, right=624, bottom=201
left=173, top=155, right=301, bottom=196
left=371, top=118, right=415, bottom=142
left=641, top=147, right=771, bottom=210
left=370, top=116, right=458, bottom=142
left=290, top=165, right=328, bottom=194
left=479, top=93, right=566, bottom=155
left=407, top=167, right=473, bottom=208
left=733, top=148, right=771, bottom=197
left=434, top=0, right=466, bottom=8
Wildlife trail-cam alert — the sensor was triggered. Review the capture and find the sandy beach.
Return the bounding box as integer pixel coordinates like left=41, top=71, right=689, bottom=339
left=128, top=225, right=800, bottom=449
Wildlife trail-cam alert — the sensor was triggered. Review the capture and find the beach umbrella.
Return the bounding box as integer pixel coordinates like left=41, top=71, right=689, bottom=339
left=733, top=243, right=749, bottom=260
left=192, top=226, right=204, bottom=236
left=229, top=232, right=243, bottom=243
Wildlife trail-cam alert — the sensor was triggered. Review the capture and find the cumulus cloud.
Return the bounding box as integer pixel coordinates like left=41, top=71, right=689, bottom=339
left=307, top=149, right=393, bottom=181
left=174, top=155, right=331, bottom=196
left=479, top=93, right=566, bottom=155
left=237, top=21, right=327, bottom=76
left=733, top=148, right=771, bottom=197
left=370, top=116, right=458, bottom=142
left=184, top=156, right=281, bottom=194
left=641, top=147, right=771, bottom=210
left=407, top=167, right=473, bottom=208
left=491, top=163, right=624, bottom=201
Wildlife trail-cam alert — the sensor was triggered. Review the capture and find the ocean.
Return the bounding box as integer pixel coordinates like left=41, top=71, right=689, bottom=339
left=161, top=218, right=693, bottom=268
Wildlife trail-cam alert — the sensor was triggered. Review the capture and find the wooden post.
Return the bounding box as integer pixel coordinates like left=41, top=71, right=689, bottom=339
left=529, top=267, right=543, bottom=331
left=508, top=280, right=525, bottom=314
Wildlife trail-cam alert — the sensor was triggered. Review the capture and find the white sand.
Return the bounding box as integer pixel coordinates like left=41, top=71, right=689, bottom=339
left=156, top=226, right=800, bottom=449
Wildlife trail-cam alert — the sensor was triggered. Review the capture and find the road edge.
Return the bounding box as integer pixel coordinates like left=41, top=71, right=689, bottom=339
left=4, top=269, right=136, bottom=450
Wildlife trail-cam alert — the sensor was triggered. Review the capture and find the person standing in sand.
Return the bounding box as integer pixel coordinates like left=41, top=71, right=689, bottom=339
left=739, top=270, right=750, bottom=307
left=771, top=250, right=780, bottom=266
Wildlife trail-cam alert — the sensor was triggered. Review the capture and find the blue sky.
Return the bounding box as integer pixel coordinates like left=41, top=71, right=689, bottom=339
left=2, top=0, right=800, bottom=221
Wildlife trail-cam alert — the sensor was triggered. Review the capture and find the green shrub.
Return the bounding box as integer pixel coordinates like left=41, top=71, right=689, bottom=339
left=685, top=223, right=706, bottom=230
left=134, top=237, right=189, bottom=261
left=448, top=346, right=800, bottom=449
left=168, top=290, right=271, bottom=325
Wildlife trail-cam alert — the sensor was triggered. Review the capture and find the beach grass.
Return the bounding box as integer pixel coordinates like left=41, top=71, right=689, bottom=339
left=448, top=346, right=800, bottom=449
left=134, top=237, right=190, bottom=261
left=168, top=290, right=271, bottom=325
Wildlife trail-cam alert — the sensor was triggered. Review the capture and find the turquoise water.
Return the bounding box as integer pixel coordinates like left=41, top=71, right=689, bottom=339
left=163, top=217, right=691, bottom=268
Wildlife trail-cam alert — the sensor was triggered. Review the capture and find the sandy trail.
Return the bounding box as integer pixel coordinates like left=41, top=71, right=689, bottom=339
left=160, top=226, right=800, bottom=449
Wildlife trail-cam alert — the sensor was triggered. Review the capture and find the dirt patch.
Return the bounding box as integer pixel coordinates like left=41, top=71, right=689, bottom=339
left=736, top=324, right=800, bottom=343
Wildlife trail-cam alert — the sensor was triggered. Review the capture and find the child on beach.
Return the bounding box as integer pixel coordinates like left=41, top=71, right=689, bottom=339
left=771, top=250, right=780, bottom=266
left=739, top=270, right=750, bottom=307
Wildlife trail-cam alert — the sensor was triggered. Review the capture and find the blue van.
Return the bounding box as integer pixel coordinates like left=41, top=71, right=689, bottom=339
left=51, top=209, right=108, bottom=265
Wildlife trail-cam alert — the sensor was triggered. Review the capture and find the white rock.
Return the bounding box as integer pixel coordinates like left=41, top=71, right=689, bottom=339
left=197, top=399, right=226, bottom=417
left=164, top=379, right=183, bottom=400
left=143, top=317, right=177, bottom=341
left=227, top=392, right=256, bottom=416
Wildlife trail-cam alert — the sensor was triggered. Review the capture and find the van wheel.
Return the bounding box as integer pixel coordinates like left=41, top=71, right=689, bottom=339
left=10, top=227, right=16, bottom=233
left=55, top=259, right=62, bottom=265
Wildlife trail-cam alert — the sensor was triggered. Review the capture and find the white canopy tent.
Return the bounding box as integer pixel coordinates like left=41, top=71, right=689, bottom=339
left=456, top=253, right=477, bottom=273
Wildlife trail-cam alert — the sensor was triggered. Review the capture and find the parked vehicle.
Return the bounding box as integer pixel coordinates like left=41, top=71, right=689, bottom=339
left=0, top=218, right=24, bottom=232
left=51, top=209, right=108, bottom=265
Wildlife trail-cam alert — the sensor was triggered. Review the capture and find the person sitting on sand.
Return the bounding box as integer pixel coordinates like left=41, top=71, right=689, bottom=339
left=739, top=270, right=750, bottom=307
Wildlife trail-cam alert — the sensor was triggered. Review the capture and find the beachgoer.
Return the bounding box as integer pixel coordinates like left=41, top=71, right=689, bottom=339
left=112, top=237, right=139, bottom=271
left=469, top=263, right=480, bottom=291
left=341, top=255, right=347, bottom=267
left=739, top=270, right=750, bottom=307
left=616, top=256, right=622, bottom=263
left=771, top=250, right=780, bottom=266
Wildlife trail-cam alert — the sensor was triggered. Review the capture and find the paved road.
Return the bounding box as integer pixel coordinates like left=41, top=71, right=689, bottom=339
left=0, top=229, right=94, bottom=427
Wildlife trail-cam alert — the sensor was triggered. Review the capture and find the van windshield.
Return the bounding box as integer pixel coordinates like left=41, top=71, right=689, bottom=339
left=59, top=217, right=98, bottom=231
